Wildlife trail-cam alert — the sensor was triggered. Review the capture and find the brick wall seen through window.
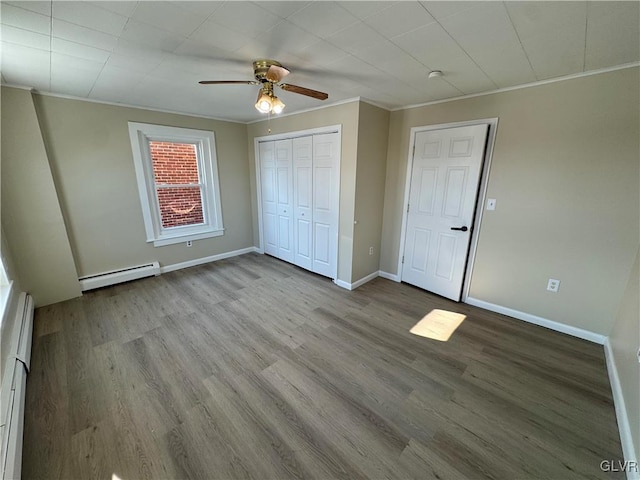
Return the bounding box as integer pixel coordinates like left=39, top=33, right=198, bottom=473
left=149, top=141, right=204, bottom=228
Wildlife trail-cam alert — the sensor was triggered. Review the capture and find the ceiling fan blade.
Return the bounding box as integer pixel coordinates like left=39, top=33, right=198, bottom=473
left=199, top=80, right=258, bottom=85
left=265, top=65, right=290, bottom=83
left=279, top=83, right=328, bottom=100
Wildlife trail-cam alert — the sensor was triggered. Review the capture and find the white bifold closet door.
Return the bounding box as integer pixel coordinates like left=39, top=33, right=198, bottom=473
left=260, top=139, right=294, bottom=263
left=261, top=131, right=339, bottom=279
left=310, top=133, right=339, bottom=277
left=293, top=136, right=313, bottom=271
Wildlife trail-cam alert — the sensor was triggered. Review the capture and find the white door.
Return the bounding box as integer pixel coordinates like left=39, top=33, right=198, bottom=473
left=293, top=136, right=313, bottom=271
left=274, top=139, right=294, bottom=263
left=402, top=124, right=488, bottom=301
left=312, top=133, right=340, bottom=278
left=259, top=141, right=278, bottom=257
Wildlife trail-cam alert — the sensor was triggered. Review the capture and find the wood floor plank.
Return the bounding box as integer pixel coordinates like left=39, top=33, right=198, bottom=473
left=93, top=341, right=182, bottom=479
left=463, top=354, right=621, bottom=450
left=202, top=372, right=312, bottom=480
left=59, top=299, right=111, bottom=435
left=445, top=381, right=625, bottom=476
left=22, top=331, right=71, bottom=480
left=260, top=359, right=413, bottom=479
left=398, top=438, right=469, bottom=480
left=22, top=252, right=624, bottom=479
left=70, top=421, right=121, bottom=479
left=167, top=401, right=255, bottom=480
left=32, top=304, right=64, bottom=338
left=206, top=366, right=369, bottom=479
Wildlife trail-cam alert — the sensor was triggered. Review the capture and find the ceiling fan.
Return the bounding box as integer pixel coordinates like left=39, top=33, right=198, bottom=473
left=199, top=59, right=328, bottom=114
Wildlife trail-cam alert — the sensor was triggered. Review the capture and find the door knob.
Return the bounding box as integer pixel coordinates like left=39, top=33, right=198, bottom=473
left=450, top=226, right=468, bottom=232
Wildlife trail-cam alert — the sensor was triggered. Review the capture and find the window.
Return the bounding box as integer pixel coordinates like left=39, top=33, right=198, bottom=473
left=128, top=123, right=224, bottom=246
left=0, top=259, right=8, bottom=287
left=0, top=254, right=12, bottom=327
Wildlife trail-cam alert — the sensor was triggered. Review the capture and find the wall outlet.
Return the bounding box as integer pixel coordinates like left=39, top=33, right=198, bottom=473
left=547, top=278, right=560, bottom=292
left=369, top=246, right=374, bottom=255
left=186, top=240, right=193, bottom=247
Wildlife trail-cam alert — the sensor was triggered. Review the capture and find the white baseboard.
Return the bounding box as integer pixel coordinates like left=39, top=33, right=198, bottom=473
left=604, top=338, right=639, bottom=480
left=379, top=271, right=401, bottom=282
left=465, top=297, right=606, bottom=345
left=352, top=271, right=380, bottom=289
left=334, top=270, right=380, bottom=291
left=159, top=247, right=258, bottom=274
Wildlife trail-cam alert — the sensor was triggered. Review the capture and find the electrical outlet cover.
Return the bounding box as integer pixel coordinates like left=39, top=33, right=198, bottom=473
left=547, top=278, right=560, bottom=292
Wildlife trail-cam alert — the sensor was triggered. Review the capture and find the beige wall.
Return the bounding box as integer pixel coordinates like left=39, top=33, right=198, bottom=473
left=352, top=102, right=389, bottom=282
left=381, top=67, right=639, bottom=335
left=247, top=101, right=360, bottom=283
left=1, top=88, right=81, bottom=306
left=32, top=94, right=252, bottom=278
left=609, top=245, right=639, bottom=462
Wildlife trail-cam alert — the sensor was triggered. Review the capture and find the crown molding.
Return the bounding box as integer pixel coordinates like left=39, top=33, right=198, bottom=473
left=4, top=62, right=637, bottom=123
left=0, top=83, right=247, bottom=124
left=393, top=62, right=640, bottom=112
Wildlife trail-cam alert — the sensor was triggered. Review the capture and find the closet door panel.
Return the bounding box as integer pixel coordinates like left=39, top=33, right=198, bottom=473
left=275, top=139, right=294, bottom=262
left=260, top=141, right=278, bottom=257
left=312, top=133, right=340, bottom=278
left=293, top=136, right=313, bottom=270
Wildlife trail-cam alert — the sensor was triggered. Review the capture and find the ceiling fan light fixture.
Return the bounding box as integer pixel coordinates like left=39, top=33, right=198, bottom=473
left=271, top=96, right=285, bottom=114
left=255, top=89, right=273, bottom=113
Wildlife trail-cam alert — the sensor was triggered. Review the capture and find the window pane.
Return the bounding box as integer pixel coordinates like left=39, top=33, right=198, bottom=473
left=149, top=141, right=199, bottom=185
left=0, top=259, right=8, bottom=286
left=156, top=186, right=204, bottom=228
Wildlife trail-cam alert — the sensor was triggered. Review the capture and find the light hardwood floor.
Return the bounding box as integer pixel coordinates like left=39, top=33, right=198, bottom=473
left=23, top=253, right=624, bottom=479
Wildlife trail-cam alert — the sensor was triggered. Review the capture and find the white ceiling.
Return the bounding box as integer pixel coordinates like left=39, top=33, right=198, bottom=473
left=2, top=1, right=638, bottom=122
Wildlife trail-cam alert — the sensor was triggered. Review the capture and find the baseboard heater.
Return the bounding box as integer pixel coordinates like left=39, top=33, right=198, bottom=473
left=1, top=292, right=34, bottom=480
left=79, top=261, right=160, bottom=291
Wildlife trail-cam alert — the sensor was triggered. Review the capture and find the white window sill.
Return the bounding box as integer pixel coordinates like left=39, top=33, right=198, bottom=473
left=151, top=229, right=224, bottom=247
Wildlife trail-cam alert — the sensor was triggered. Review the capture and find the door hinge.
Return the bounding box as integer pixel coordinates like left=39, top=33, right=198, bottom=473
left=402, top=255, right=405, bottom=264
left=412, top=145, right=415, bottom=156
left=406, top=203, right=410, bottom=213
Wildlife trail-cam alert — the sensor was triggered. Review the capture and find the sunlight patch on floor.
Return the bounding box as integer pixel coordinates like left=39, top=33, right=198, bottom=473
left=410, top=309, right=466, bottom=341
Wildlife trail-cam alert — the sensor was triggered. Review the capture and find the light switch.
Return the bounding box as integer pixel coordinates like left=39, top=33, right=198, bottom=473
left=487, top=198, right=496, bottom=210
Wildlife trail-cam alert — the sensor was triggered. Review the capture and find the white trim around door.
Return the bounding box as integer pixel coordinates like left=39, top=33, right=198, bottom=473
left=397, top=118, right=498, bottom=302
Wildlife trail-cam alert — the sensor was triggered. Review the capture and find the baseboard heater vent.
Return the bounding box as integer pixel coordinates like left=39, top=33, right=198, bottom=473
left=79, top=261, right=160, bottom=291
left=1, top=292, right=34, bottom=480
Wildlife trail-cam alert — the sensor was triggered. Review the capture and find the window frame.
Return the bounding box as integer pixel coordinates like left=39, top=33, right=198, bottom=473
left=0, top=253, right=13, bottom=329
left=128, top=122, right=224, bottom=247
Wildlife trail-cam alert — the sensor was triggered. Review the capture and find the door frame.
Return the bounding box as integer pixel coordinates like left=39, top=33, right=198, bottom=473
left=397, top=118, right=498, bottom=302
left=254, top=125, right=342, bottom=278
